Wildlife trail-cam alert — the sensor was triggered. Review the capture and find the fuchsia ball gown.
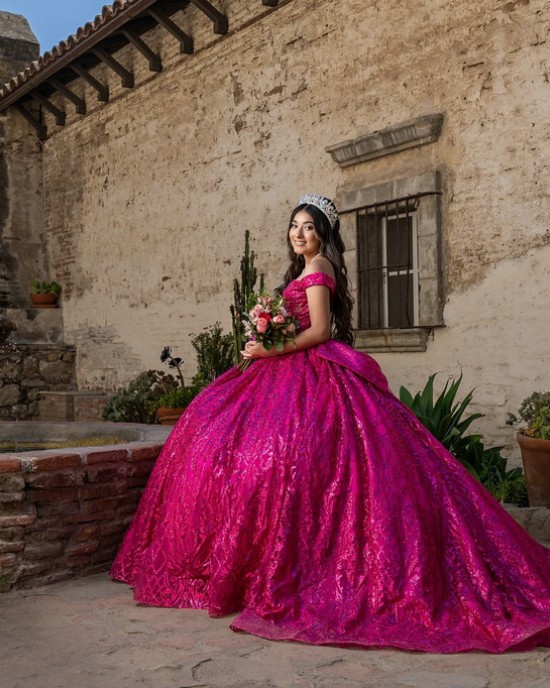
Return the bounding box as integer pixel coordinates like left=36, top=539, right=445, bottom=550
left=111, top=272, right=550, bottom=653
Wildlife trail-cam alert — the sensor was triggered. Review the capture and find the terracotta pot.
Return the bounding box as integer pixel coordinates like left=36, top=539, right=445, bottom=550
left=517, top=431, right=550, bottom=507
left=156, top=406, right=185, bottom=425
left=30, top=293, right=58, bottom=308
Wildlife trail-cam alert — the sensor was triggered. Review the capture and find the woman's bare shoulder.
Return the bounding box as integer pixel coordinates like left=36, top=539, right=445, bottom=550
left=304, top=254, right=335, bottom=280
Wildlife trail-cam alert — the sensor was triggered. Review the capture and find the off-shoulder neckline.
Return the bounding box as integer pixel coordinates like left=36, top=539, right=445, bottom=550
left=295, top=271, right=336, bottom=284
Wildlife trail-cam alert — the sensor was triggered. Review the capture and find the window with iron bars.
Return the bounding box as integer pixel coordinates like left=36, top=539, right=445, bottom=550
left=339, top=174, right=442, bottom=352
left=357, top=195, right=426, bottom=330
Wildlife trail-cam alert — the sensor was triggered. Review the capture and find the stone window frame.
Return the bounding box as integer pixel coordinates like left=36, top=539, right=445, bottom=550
left=339, top=171, right=444, bottom=353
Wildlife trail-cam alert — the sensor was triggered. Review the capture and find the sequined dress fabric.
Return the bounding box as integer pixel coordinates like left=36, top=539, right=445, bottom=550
left=111, top=272, right=550, bottom=653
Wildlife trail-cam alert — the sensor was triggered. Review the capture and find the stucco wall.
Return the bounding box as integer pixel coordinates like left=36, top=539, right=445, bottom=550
left=16, top=0, right=549, bottom=450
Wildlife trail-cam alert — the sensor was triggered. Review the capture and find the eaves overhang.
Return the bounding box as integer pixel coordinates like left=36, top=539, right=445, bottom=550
left=0, top=0, right=163, bottom=111
left=0, top=0, right=284, bottom=138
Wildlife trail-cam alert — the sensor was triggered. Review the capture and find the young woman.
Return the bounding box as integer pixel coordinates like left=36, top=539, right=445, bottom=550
left=111, top=194, right=550, bottom=653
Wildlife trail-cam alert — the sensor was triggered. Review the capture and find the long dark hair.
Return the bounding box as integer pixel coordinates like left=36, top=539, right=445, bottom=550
left=279, top=203, right=355, bottom=346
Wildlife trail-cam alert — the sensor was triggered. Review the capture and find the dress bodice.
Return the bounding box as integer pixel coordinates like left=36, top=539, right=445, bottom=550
left=282, top=271, right=389, bottom=392
left=282, top=272, right=336, bottom=331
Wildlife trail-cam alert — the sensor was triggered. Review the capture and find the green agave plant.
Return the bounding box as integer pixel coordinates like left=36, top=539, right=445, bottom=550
left=400, top=374, right=528, bottom=507
left=399, top=373, right=482, bottom=462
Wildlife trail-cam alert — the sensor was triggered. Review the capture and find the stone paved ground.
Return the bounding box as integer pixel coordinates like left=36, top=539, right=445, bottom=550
left=1, top=573, right=549, bottom=688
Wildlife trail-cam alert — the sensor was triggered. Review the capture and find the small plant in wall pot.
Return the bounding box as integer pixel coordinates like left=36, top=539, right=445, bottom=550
left=30, top=279, right=61, bottom=308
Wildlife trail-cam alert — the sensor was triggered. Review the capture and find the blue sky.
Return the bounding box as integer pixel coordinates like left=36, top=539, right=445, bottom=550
left=2, top=1, right=107, bottom=54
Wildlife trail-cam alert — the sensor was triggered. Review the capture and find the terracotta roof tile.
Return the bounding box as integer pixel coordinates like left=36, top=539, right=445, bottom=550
left=0, top=0, right=142, bottom=101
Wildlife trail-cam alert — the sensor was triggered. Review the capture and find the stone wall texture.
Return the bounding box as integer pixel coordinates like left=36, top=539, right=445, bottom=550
left=0, top=343, right=75, bottom=420
left=3, top=0, right=550, bottom=452
left=0, top=441, right=161, bottom=590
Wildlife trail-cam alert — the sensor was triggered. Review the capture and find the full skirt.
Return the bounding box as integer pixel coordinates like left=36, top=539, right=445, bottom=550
left=111, top=340, right=550, bottom=653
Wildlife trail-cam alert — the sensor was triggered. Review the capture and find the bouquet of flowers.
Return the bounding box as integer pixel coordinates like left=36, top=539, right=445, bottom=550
left=238, top=292, right=299, bottom=371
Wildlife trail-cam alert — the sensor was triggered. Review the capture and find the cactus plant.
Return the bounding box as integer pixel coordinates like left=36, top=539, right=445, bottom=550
left=230, top=230, right=264, bottom=364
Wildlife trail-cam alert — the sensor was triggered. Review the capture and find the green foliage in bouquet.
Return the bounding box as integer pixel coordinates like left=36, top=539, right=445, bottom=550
left=242, top=292, right=298, bottom=352
left=400, top=373, right=527, bottom=506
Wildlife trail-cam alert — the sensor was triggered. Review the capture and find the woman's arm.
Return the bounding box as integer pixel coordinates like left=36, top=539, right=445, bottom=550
left=281, top=284, right=331, bottom=351
left=242, top=264, right=333, bottom=360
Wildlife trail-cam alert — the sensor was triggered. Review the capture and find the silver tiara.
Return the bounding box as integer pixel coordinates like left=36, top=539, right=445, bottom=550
left=297, top=193, right=339, bottom=229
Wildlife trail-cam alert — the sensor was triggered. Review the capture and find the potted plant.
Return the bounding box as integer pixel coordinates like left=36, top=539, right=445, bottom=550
left=154, top=384, right=203, bottom=425
left=102, top=370, right=177, bottom=424
left=153, top=347, right=196, bottom=424
left=31, top=279, right=62, bottom=308
left=508, top=392, right=550, bottom=507
left=153, top=328, right=233, bottom=425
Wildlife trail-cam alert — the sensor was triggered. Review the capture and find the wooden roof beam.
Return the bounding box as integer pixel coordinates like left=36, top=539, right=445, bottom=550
left=148, top=7, right=194, bottom=54
left=49, top=78, right=86, bottom=114
left=30, top=92, right=66, bottom=126
left=190, top=1, right=228, bottom=35
left=13, top=102, right=47, bottom=140
left=70, top=63, right=109, bottom=102
left=121, top=28, right=162, bottom=72
left=92, top=47, right=134, bottom=88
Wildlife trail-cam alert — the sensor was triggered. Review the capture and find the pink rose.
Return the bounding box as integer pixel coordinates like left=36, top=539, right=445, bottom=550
left=257, top=318, right=269, bottom=333
left=252, top=304, right=263, bottom=316
left=273, top=314, right=285, bottom=325
left=287, top=323, right=296, bottom=333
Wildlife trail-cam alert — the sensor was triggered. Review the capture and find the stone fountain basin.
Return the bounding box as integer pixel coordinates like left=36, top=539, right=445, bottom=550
left=0, top=420, right=170, bottom=451
left=0, top=421, right=172, bottom=591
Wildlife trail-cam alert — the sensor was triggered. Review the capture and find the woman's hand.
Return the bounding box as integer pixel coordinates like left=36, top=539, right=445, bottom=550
left=241, top=341, right=273, bottom=360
